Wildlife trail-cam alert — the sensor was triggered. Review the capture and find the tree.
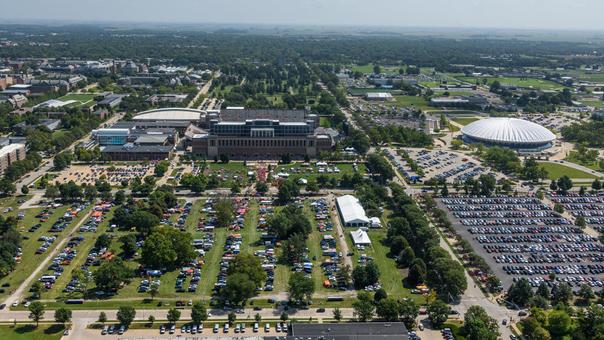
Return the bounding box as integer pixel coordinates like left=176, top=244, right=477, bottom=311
left=507, top=278, right=534, bottom=307
left=255, top=313, right=262, bottom=323
left=221, top=272, right=257, bottom=307
left=373, top=64, right=381, bottom=74
left=557, top=175, right=573, bottom=194
left=280, top=312, right=289, bottom=322
left=114, top=190, right=126, bottom=204
left=427, top=299, right=449, bottom=329
left=148, top=315, right=155, bottom=326
left=54, top=308, right=72, bottom=326
left=148, top=282, right=160, bottom=301
left=93, top=258, right=133, bottom=292
left=227, top=253, right=267, bottom=288
left=408, top=258, right=427, bottom=285
left=352, top=292, right=375, bottom=322
left=547, top=310, right=571, bottom=339
left=553, top=203, right=565, bottom=214
left=550, top=180, right=558, bottom=191
left=31, top=281, right=43, bottom=300
left=366, top=154, right=394, bottom=183
left=129, top=210, right=159, bottom=235
left=288, top=272, right=314, bottom=304
left=426, top=257, right=467, bottom=301
left=255, top=181, right=268, bottom=194
left=576, top=215, right=587, bottom=228
left=94, top=233, right=112, bottom=250
left=551, top=283, right=572, bottom=305
left=306, top=180, right=319, bottom=193
left=592, top=179, right=602, bottom=191
left=215, top=198, right=234, bottom=228
left=536, top=282, right=550, bottom=300
left=228, top=312, right=236, bottom=325
left=230, top=181, right=240, bottom=195
left=28, top=301, right=45, bottom=326
left=578, top=283, right=595, bottom=303
left=575, top=305, right=604, bottom=340
left=277, top=180, right=300, bottom=204
left=191, top=301, right=208, bottom=324
left=333, top=308, right=343, bottom=322
left=352, top=261, right=380, bottom=289
left=119, top=234, right=137, bottom=258
left=376, top=298, right=400, bottom=322
left=141, top=228, right=195, bottom=269
left=373, top=288, right=388, bottom=302
left=154, top=161, right=170, bottom=177
left=98, top=311, right=107, bottom=324
left=463, top=305, right=499, bottom=340
left=167, top=308, right=181, bottom=324
left=399, top=299, right=419, bottom=330
left=117, top=306, right=136, bottom=327
left=21, top=186, right=29, bottom=195
left=520, top=317, right=551, bottom=340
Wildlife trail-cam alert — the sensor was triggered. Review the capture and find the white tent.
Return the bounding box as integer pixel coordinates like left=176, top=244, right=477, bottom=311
left=350, top=228, right=371, bottom=246
left=336, top=195, right=370, bottom=227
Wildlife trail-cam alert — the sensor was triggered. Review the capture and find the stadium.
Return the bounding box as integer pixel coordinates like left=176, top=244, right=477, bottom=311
left=461, top=118, right=556, bottom=151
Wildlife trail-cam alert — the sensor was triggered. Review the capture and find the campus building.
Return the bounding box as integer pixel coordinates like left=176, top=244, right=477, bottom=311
left=189, top=108, right=335, bottom=159
left=0, top=144, right=26, bottom=174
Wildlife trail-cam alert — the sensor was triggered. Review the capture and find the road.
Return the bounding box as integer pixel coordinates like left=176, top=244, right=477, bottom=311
left=327, top=194, right=353, bottom=270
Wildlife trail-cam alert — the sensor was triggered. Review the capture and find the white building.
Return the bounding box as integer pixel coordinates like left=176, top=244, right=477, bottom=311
left=336, top=195, right=370, bottom=227
left=350, top=228, right=371, bottom=246
left=365, top=92, right=393, bottom=101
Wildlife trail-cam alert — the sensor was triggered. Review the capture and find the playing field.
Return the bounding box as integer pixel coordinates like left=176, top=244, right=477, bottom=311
left=452, top=117, right=481, bottom=126
left=56, top=93, right=97, bottom=108
left=392, top=95, right=430, bottom=110
left=456, top=76, right=564, bottom=91
left=538, top=162, right=600, bottom=180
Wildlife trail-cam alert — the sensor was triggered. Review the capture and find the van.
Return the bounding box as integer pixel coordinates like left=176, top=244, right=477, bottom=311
left=265, top=323, right=270, bottom=332
left=253, top=323, right=259, bottom=332
left=223, top=323, right=229, bottom=333
left=213, top=324, right=219, bottom=333
left=101, top=325, right=108, bottom=335
left=118, top=325, right=125, bottom=335
left=169, top=324, right=175, bottom=334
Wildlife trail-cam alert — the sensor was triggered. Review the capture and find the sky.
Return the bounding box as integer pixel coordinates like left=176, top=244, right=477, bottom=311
left=2, top=0, right=604, bottom=31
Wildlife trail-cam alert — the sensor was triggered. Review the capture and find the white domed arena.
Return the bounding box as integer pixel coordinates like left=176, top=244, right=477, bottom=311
left=461, top=118, right=556, bottom=150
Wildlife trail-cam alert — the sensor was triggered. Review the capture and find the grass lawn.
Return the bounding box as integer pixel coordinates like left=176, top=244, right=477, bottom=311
left=350, top=64, right=400, bottom=74
left=57, top=93, right=96, bottom=108
left=0, top=324, right=65, bottom=340
left=204, top=162, right=248, bottom=187
left=342, top=212, right=423, bottom=304
left=0, top=204, right=92, bottom=300
left=538, top=162, right=600, bottom=180
left=275, top=163, right=366, bottom=184
left=456, top=76, right=564, bottom=91
left=392, top=95, right=430, bottom=111
left=565, top=152, right=603, bottom=171
left=580, top=99, right=604, bottom=108
left=319, top=117, right=332, bottom=128
left=452, top=117, right=480, bottom=126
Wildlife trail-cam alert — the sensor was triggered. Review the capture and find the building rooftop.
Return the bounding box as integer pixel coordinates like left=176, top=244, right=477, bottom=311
left=288, top=322, right=409, bottom=340
left=101, top=144, right=173, bottom=154
left=133, top=108, right=205, bottom=122
left=336, top=195, right=369, bottom=224
left=0, top=143, right=25, bottom=158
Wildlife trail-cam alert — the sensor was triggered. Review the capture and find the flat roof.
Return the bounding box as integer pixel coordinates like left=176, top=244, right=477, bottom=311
left=290, top=322, right=408, bottom=340
left=101, top=144, right=173, bottom=153
left=0, top=144, right=24, bottom=158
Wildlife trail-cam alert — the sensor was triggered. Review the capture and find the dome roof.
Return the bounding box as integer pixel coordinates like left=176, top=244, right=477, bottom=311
left=461, top=118, right=556, bottom=145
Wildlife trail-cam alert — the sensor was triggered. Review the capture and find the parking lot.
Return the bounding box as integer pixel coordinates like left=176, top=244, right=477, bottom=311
left=550, top=193, right=604, bottom=231
left=439, top=196, right=604, bottom=291
left=57, top=164, right=154, bottom=186
left=388, top=149, right=484, bottom=183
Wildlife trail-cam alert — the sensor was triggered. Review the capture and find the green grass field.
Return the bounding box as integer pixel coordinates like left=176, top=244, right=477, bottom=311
left=0, top=324, right=65, bottom=340
left=452, top=117, right=481, bottom=126
left=456, top=76, right=564, bottom=90
left=538, top=162, right=600, bottom=180
left=274, top=163, right=367, bottom=183
left=392, top=95, right=430, bottom=110
left=57, top=93, right=96, bottom=108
